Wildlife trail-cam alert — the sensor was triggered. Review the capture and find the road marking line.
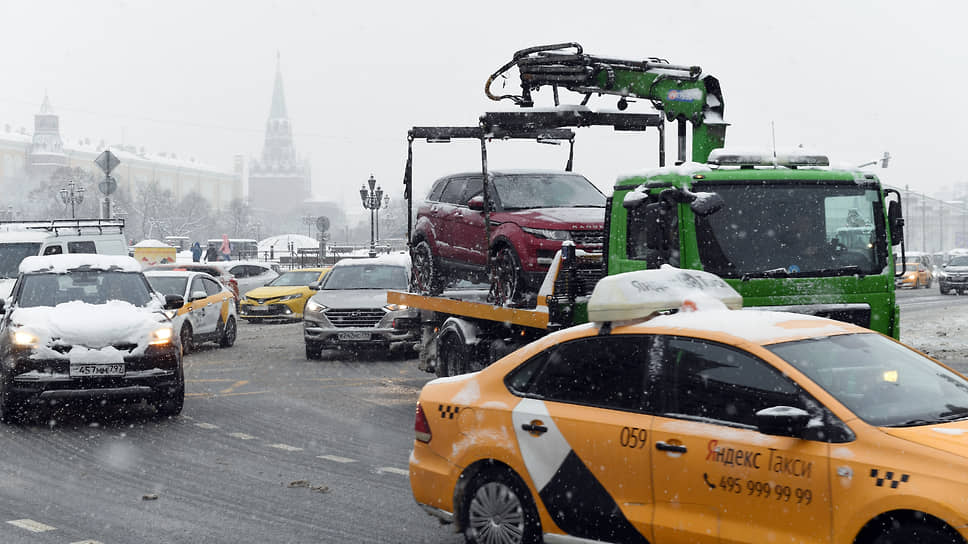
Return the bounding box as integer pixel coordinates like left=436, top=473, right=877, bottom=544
left=187, top=378, right=236, bottom=383
left=317, top=454, right=357, bottom=464
left=268, top=443, right=303, bottom=452
left=377, top=467, right=409, bottom=476
left=220, top=380, right=249, bottom=394
left=194, top=423, right=219, bottom=429
left=218, top=390, right=268, bottom=397
left=70, top=540, right=104, bottom=544
left=228, top=432, right=257, bottom=440
left=8, top=519, right=56, bottom=532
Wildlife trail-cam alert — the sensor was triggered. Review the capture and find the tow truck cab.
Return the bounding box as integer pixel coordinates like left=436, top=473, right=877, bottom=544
left=608, top=150, right=904, bottom=338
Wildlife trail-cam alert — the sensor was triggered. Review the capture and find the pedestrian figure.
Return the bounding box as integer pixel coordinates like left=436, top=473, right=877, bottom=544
left=190, top=241, right=202, bottom=262
left=220, top=234, right=232, bottom=261
left=204, top=244, right=219, bottom=263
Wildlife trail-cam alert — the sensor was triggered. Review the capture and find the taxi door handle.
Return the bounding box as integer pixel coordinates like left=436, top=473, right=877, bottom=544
left=521, top=423, right=548, bottom=435
left=656, top=441, right=687, bottom=453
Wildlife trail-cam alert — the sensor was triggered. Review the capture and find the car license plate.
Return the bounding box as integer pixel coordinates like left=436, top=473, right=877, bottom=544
left=338, top=331, right=371, bottom=341
left=70, top=364, right=125, bottom=377
left=247, top=306, right=268, bottom=313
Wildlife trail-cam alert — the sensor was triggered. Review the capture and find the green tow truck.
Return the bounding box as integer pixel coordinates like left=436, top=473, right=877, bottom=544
left=392, top=43, right=905, bottom=376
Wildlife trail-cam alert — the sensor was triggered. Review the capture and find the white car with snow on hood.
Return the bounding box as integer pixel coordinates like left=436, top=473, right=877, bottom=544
left=0, top=254, right=185, bottom=422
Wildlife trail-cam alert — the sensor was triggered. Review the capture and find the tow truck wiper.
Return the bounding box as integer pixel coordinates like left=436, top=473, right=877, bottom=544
left=741, top=268, right=789, bottom=281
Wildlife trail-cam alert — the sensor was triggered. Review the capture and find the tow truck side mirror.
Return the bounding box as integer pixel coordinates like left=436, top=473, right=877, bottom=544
left=689, top=191, right=725, bottom=217
left=888, top=200, right=904, bottom=246
left=755, top=406, right=811, bottom=437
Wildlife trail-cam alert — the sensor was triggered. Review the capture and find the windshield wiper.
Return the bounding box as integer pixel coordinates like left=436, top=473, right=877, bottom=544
left=741, top=268, right=790, bottom=281
left=791, top=265, right=866, bottom=278
left=886, top=413, right=968, bottom=428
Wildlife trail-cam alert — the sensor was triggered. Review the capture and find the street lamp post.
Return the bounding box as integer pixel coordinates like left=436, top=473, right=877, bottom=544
left=59, top=180, right=85, bottom=219
left=359, top=174, right=384, bottom=258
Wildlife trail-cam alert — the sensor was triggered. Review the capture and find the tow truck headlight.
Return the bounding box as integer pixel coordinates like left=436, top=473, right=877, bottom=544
left=385, top=303, right=409, bottom=312
left=11, top=329, right=38, bottom=347
left=150, top=326, right=174, bottom=345
left=522, top=227, right=572, bottom=241
left=277, top=294, right=302, bottom=302
left=305, top=300, right=327, bottom=313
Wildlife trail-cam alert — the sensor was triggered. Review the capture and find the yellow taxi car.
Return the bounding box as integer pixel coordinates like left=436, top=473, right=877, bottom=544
left=239, top=267, right=329, bottom=322
left=144, top=270, right=238, bottom=354
left=895, top=260, right=932, bottom=289
left=410, top=266, right=968, bottom=544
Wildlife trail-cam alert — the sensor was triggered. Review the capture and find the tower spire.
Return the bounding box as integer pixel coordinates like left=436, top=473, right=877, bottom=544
left=270, top=53, right=288, bottom=119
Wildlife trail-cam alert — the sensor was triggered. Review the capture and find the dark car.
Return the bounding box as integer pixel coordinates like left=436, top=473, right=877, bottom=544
left=0, top=254, right=185, bottom=422
left=410, top=170, right=605, bottom=303
left=939, top=255, right=968, bottom=295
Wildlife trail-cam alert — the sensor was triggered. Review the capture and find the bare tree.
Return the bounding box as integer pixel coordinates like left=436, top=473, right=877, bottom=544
left=27, top=167, right=100, bottom=219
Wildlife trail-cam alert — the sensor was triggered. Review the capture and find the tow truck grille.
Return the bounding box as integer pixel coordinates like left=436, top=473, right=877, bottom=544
left=325, top=308, right=384, bottom=328
left=571, top=230, right=604, bottom=247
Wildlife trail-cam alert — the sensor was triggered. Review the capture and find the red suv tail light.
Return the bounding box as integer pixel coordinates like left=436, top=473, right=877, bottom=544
left=414, top=402, right=432, bottom=443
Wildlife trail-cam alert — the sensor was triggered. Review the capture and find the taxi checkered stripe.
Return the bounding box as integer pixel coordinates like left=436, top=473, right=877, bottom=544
left=438, top=405, right=460, bottom=419
left=870, top=469, right=910, bottom=489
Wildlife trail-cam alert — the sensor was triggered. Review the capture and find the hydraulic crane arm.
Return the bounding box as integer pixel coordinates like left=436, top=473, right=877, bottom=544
left=485, top=42, right=727, bottom=163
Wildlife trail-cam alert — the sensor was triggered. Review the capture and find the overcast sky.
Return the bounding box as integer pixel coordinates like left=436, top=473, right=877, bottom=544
left=1, top=1, right=964, bottom=220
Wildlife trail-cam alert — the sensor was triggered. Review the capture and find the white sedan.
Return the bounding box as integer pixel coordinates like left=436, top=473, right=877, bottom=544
left=145, top=270, right=238, bottom=354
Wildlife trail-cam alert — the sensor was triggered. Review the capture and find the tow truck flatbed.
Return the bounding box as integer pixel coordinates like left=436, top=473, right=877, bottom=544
left=387, top=289, right=550, bottom=330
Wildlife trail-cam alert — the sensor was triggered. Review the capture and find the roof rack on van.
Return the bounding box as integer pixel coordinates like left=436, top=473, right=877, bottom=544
left=0, top=218, right=125, bottom=236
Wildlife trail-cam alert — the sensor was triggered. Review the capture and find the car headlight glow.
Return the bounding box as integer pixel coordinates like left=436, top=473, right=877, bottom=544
left=522, top=227, right=572, bottom=241
left=384, top=303, right=409, bottom=312
left=12, top=329, right=38, bottom=347
left=150, top=326, right=174, bottom=345
left=305, top=300, right=327, bottom=313
left=278, top=294, right=302, bottom=302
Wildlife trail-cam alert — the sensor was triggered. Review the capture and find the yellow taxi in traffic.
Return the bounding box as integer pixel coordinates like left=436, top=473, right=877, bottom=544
left=239, top=267, right=329, bottom=322
left=410, top=266, right=968, bottom=544
left=896, top=261, right=933, bottom=289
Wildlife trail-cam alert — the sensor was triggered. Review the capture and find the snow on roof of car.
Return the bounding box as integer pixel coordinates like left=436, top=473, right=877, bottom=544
left=0, top=231, right=50, bottom=243
left=144, top=270, right=202, bottom=278
left=20, top=254, right=142, bottom=274
left=639, top=307, right=859, bottom=344
left=333, top=252, right=411, bottom=268
left=133, top=239, right=174, bottom=248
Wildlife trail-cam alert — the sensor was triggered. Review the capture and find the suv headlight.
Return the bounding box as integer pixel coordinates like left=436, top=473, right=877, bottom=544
left=278, top=294, right=302, bottom=302
left=11, top=329, right=38, bottom=347
left=522, top=227, right=572, bottom=241
left=150, top=326, right=174, bottom=345
left=305, top=300, right=327, bottom=313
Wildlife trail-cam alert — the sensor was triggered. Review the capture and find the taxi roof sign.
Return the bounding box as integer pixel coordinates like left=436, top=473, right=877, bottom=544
left=587, top=265, right=742, bottom=323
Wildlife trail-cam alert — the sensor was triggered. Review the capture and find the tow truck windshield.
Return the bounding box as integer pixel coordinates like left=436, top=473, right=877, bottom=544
left=695, top=182, right=885, bottom=278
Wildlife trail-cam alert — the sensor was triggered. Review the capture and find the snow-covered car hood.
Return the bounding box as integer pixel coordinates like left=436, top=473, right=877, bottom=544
left=497, top=207, right=604, bottom=230
left=11, top=300, right=168, bottom=355
left=310, top=289, right=392, bottom=310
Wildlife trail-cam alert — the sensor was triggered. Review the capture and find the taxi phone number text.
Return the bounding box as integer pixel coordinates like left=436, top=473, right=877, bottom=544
left=716, top=476, right=812, bottom=505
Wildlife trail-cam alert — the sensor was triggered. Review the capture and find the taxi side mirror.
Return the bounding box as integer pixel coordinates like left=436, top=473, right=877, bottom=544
left=0, top=297, right=5, bottom=313
left=164, top=294, right=185, bottom=310
left=755, top=406, right=811, bottom=438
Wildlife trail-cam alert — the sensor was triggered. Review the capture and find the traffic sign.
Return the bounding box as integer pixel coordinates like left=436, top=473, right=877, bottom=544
left=94, top=150, right=121, bottom=175
left=316, top=216, right=330, bottom=232
left=98, top=175, right=118, bottom=196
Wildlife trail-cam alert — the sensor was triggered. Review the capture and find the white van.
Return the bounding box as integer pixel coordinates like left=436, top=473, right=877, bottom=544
left=0, top=219, right=128, bottom=300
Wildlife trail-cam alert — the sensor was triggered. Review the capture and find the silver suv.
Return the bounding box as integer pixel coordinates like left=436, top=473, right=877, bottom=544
left=303, top=254, right=418, bottom=359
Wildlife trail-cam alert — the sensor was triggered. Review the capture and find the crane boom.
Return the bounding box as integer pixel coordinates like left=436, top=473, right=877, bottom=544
left=485, top=42, right=727, bottom=163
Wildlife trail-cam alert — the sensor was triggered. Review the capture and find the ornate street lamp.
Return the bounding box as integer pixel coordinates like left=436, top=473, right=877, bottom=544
left=59, top=180, right=85, bottom=219
left=360, top=174, right=384, bottom=258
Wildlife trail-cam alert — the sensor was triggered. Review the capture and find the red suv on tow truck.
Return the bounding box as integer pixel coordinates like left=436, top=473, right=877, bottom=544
left=410, top=169, right=605, bottom=303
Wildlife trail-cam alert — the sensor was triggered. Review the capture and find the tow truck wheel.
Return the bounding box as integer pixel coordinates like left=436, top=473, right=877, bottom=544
left=461, top=468, right=541, bottom=544
left=437, top=329, right=467, bottom=377
left=492, top=245, right=523, bottom=306
left=412, top=241, right=443, bottom=295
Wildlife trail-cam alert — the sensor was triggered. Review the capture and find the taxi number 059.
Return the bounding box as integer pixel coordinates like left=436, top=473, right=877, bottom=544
left=619, top=427, right=647, bottom=449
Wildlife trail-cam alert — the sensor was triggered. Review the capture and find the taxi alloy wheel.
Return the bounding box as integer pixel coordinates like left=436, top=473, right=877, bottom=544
left=180, top=323, right=194, bottom=355
left=871, top=520, right=962, bottom=544
left=463, top=470, right=540, bottom=544
left=219, top=316, right=237, bottom=348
